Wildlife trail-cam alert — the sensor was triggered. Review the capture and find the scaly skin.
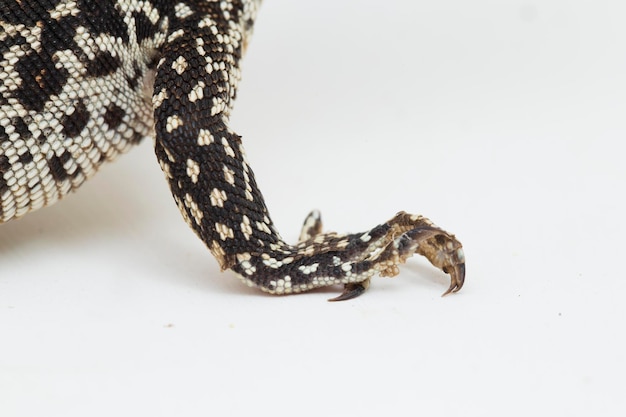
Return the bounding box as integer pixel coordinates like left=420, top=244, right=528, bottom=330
left=0, top=0, right=465, bottom=299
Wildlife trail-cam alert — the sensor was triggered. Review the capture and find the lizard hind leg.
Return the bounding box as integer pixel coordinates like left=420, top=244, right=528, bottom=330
left=151, top=2, right=465, bottom=301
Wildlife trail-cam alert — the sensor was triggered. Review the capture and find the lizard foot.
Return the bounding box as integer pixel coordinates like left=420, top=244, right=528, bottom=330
left=285, top=210, right=464, bottom=300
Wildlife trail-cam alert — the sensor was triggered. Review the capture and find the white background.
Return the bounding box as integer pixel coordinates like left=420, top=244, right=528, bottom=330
left=1, top=0, right=625, bottom=415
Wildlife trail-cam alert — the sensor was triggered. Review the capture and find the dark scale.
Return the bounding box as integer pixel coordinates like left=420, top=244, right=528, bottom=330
left=0, top=0, right=465, bottom=300
left=61, top=100, right=90, bottom=138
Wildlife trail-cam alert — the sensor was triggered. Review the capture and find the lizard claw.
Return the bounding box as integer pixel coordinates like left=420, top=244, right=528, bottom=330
left=328, top=279, right=371, bottom=302
left=442, top=260, right=465, bottom=296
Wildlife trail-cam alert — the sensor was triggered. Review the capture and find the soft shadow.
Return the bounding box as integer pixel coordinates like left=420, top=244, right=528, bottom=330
left=0, top=166, right=154, bottom=253
left=404, top=260, right=455, bottom=289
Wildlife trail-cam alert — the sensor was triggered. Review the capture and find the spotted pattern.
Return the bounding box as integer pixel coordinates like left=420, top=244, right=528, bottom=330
left=1, top=0, right=465, bottom=299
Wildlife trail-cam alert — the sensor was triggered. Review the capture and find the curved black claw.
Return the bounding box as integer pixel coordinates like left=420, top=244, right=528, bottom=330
left=442, top=261, right=465, bottom=297
left=328, top=279, right=371, bottom=302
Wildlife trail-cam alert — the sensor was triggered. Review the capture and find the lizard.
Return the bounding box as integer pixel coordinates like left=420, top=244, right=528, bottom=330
left=0, top=0, right=465, bottom=301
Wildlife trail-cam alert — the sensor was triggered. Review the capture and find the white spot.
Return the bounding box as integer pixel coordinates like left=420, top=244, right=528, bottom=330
left=159, top=160, right=172, bottom=179
left=236, top=253, right=251, bottom=262
left=360, top=233, right=371, bottom=242
left=210, top=188, right=227, bottom=207
left=240, top=215, right=252, bottom=240
left=341, top=263, right=352, bottom=272
left=298, top=263, right=319, bottom=275
left=171, top=55, right=188, bottom=75
left=152, top=88, right=168, bottom=108
left=263, top=257, right=283, bottom=269
left=204, top=61, right=214, bottom=74
left=188, top=81, right=205, bottom=102
left=240, top=261, right=255, bottom=275
left=237, top=253, right=256, bottom=275
left=174, top=2, right=194, bottom=19
left=215, top=222, right=234, bottom=240
left=166, top=115, right=183, bottom=133
left=221, top=137, right=235, bottom=158
left=211, top=96, right=226, bottom=116
left=167, top=29, right=185, bottom=43
left=333, top=256, right=341, bottom=266
left=197, top=129, right=214, bottom=146
left=242, top=168, right=252, bottom=189
left=186, top=159, right=200, bottom=183
left=196, top=37, right=205, bottom=55
left=198, top=15, right=216, bottom=30
left=184, top=193, right=203, bottom=225
left=256, top=221, right=271, bottom=235
left=163, top=147, right=176, bottom=163
left=223, top=165, right=235, bottom=185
